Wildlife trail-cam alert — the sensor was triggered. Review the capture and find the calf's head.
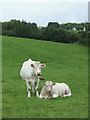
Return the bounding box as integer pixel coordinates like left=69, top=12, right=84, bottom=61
left=43, top=81, right=56, bottom=93
left=31, top=61, right=46, bottom=76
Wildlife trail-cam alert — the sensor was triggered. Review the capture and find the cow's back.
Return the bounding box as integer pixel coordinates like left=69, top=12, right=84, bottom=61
left=52, top=83, right=69, bottom=94
left=20, top=59, right=34, bottom=80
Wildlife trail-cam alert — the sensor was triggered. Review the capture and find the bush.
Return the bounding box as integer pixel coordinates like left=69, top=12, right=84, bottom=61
left=2, top=20, right=89, bottom=46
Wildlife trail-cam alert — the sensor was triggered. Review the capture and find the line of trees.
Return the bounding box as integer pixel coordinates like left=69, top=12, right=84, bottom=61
left=1, top=19, right=90, bottom=46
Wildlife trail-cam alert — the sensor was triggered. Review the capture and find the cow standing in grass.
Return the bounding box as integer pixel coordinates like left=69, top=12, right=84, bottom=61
left=20, top=59, right=46, bottom=98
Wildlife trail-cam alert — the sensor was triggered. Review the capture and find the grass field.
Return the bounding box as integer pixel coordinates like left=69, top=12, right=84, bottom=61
left=2, top=36, right=88, bottom=118
left=0, top=36, right=2, bottom=119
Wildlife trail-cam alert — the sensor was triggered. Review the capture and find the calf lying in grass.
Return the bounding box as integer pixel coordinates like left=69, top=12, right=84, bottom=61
left=39, top=81, right=71, bottom=99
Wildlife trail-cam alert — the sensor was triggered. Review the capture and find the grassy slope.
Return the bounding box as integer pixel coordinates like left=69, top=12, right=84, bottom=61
left=2, top=36, right=88, bottom=118
left=0, top=36, right=2, bottom=119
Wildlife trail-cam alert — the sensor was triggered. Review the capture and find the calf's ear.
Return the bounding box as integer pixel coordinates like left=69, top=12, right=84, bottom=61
left=31, top=64, right=35, bottom=67
left=52, top=83, right=56, bottom=85
left=41, top=64, right=46, bottom=68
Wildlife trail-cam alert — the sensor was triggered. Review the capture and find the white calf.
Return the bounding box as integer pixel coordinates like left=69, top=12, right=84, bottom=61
left=39, top=81, right=71, bottom=99
left=20, top=59, right=46, bottom=97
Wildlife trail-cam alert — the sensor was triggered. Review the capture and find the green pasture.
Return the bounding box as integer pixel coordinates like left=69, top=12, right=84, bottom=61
left=2, top=36, right=88, bottom=118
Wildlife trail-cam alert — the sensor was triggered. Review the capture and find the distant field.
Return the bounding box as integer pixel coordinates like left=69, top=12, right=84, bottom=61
left=2, top=36, right=88, bottom=118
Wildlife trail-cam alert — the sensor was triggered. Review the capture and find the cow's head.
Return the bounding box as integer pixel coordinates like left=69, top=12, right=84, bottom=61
left=31, top=61, right=46, bottom=76
left=43, top=81, right=56, bottom=93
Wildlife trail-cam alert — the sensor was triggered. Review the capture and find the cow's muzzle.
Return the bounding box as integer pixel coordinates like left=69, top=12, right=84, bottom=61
left=37, top=72, right=41, bottom=76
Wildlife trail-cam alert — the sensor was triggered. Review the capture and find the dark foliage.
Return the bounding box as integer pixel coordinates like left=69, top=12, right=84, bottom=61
left=2, top=19, right=89, bottom=46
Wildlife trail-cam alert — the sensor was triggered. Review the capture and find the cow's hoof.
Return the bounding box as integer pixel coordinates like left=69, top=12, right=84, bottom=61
left=27, top=95, right=31, bottom=98
left=37, top=95, right=39, bottom=98
left=39, top=94, right=43, bottom=98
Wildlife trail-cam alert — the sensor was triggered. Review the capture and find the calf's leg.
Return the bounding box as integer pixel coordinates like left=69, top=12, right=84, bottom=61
left=52, top=94, right=58, bottom=98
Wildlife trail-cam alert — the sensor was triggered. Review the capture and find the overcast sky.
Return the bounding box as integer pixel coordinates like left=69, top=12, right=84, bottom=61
left=0, top=0, right=89, bottom=26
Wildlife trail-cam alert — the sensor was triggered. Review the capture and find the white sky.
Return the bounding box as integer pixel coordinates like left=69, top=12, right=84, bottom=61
left=0, top=0, right=89, bottom=26
left=0, top=0, right=89, bottom=3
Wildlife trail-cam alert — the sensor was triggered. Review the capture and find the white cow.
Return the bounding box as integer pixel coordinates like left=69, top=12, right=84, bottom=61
left=39, top=81, right=71, bottom=99
left=20, top=59, right=46, bottom=97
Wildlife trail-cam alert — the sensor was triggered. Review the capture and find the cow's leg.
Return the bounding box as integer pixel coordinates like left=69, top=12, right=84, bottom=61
left=31, top=82, right=35, bottom=94
left=26, top=79, right=31, bottom=97
left=52, top=94, right=58, bottom=98
left=59, top=93, right=64, bottom=97
left=35, top=80, right=39, bottom=97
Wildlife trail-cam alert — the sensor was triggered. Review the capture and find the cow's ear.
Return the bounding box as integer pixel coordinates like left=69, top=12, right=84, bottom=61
left=41, top=64, right=46, bottom=68
left=42, top=83, right=46, bottom=86
left=52, top=83, right=56, bottom=85
left=31, top=64, right=34, bottom=67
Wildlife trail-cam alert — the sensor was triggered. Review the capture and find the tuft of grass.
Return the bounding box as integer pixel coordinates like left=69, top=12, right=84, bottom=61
left=2, top=36, right=88, bottom=118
